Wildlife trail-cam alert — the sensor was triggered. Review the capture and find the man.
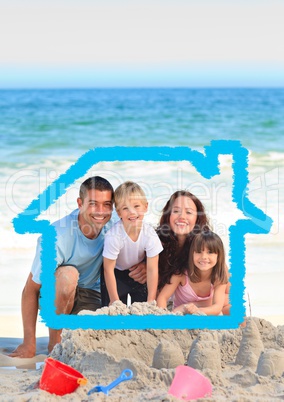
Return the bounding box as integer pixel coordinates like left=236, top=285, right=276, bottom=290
left=10, top=176, right=146, bottom=358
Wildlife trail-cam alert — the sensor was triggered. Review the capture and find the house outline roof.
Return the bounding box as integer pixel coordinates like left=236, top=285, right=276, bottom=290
left=13, top=141, right=272, bottom=330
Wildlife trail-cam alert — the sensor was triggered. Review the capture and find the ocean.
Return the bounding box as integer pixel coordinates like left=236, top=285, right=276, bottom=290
left=0, top=88, right=283, bottom=324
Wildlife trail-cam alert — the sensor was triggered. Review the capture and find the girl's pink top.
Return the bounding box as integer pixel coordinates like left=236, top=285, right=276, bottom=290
left=173, top=273, right=214, bottom=308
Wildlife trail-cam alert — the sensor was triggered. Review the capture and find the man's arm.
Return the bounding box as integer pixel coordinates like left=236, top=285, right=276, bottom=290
left=128, top=261, right=147, bottom=284
left=9, top=273, right=40, bottom=358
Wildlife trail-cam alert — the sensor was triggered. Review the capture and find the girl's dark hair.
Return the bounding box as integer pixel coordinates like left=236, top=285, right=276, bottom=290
left=157, top=190, right=209, bottom=289
left=79, top=176, right=114, bottom=202
left=188, top=228, right=228, bottom=285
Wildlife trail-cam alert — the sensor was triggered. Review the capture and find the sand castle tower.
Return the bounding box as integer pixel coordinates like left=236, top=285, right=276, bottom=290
left=256, top=349, right=284, bottom=377
left=152, top=339, right=184, bottom=369
left=187, top=332, right=222, bottom=372
left=235, top=318, right=264, bottom=368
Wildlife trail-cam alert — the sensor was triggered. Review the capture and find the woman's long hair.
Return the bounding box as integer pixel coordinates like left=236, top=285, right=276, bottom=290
left=157, top=190, right=209, bottom=289
left=188, top=228, right=228, bottom=285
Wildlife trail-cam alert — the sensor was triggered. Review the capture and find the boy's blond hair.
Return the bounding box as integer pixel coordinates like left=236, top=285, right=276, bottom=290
left=114, top=181, right=147, bottom=209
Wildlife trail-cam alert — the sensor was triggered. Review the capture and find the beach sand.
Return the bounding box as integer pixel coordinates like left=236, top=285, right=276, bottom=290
left=0, top=303, right=283, bottom=401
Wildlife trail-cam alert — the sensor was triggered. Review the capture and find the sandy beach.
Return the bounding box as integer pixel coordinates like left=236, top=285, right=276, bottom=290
left=1, top=0, right=284, bottom=397
left=0, top=303, right=283, bottom=401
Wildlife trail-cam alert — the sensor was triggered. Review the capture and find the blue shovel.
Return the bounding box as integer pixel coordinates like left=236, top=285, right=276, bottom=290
left=87, top=369, right=133, bottom=395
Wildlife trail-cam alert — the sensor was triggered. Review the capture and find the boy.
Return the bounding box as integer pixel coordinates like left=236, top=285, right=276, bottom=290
left=102, top=181, right=163, bottom=305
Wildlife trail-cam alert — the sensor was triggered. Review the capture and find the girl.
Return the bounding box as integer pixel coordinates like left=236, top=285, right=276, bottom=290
left=157, top=228, right=229, bottom=316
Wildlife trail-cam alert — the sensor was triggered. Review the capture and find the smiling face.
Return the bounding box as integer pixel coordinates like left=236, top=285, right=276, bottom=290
left=77, top=189, right=113, bottom=239
left=116, top=197, right=148, bottom=231
left=169, top=196, right=197, bottom=242
left=193, top=246, right=218, bottom=273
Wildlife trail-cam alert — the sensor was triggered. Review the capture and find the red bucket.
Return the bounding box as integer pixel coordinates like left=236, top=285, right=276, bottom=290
left=39, top=357, right=87, bottom=396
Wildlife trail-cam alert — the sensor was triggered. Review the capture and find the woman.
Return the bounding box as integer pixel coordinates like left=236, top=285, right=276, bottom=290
left=157, top=190, right=230, bottom=314
left=157, top=190, right=209, bottom=290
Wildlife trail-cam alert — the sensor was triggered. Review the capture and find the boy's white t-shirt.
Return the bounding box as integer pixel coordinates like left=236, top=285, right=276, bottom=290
left=103, top=220, right=163, bottom=270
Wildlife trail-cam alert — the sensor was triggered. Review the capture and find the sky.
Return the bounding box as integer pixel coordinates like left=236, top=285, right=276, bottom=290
left=0, top=0, right=284, bottom=88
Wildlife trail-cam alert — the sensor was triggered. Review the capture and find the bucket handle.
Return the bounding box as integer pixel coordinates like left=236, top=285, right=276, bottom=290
left=77, top=377, right=88, bottom=386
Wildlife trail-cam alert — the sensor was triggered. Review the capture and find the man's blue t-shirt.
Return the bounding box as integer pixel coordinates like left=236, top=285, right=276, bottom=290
left=31, top=209, right=112, bottom=292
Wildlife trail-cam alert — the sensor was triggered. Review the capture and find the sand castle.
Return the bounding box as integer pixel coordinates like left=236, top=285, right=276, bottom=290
left=1, top=305, right=284, bottom=401
left=47, top=307, right=284, bottom=401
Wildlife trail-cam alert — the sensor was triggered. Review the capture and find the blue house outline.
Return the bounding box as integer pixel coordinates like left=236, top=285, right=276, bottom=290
left=13, top=141, right=272, bottom=330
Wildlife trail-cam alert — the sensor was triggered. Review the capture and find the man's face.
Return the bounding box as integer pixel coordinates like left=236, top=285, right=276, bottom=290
left=77, top=189, right=113, bottom=238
